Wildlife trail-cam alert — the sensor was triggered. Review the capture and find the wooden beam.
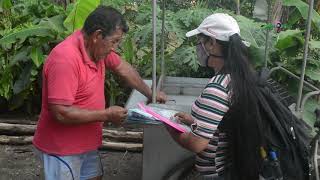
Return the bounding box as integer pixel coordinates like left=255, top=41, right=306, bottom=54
left=0, top=123, right=35, bottom=135
left=0, top=123, right=143, bottom=143
left=0, top=135, right=33, bottom=145
left=102, top=129, right=142, bottom=143
left=0, top=135, right=142, bottom=152
left=100, top=141, right=143, bottom=152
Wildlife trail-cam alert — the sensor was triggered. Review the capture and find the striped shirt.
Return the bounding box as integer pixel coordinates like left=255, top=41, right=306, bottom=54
left=191, top=74, right=231, bottom=178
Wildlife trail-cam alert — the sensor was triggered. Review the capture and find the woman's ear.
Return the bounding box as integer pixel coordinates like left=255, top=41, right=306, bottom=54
left=209, top=38, right=216, bottom=45
left=208, top=38, right=216, bottom=51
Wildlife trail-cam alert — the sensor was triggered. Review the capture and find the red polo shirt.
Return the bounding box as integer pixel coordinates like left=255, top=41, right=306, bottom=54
left=33, top=30, right=121, bottom=155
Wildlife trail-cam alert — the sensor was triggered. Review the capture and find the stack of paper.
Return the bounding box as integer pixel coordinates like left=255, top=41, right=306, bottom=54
left=126, top=108, right=161, bottom=125
left=125, top=103, right=191, bottom=133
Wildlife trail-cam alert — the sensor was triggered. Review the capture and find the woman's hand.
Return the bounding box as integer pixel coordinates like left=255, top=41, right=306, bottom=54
left=174, top=112, right=194, bottom=125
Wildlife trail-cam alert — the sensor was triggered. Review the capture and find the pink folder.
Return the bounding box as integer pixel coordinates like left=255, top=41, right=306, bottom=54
left=137, top=103, right=188, bottom=133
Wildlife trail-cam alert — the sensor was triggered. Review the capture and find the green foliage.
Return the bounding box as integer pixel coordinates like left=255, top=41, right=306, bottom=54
left=121, top=4, right=218, bottom=77
left=64, top=0, right=100, bottom=32
left=263, top=0, right=320, bottom=126
left=0, top=0, right=12, bottom=11
left=115, top=1, right=275, bottom=78
left=171, top=45, right=198, bottom=71
left=101, top=0, right=136, bottom=11
left=303, top=98, right=320, bottom=127
left=275, top=30, right=304, bottom=56
left=0, top=0, right=318, bottom=121
left=0, top=25, right=53, bottom=49
left=235, top=15, right=276, bottom=67
left=272, top=29, right=320, bottom=83
left=283, top=0, right=320, bottom=30
left=30, top=47, right=44, bottom=68
left=0, top=0, right=67, bottom=113
left=309, top=40, right=320, bottom=49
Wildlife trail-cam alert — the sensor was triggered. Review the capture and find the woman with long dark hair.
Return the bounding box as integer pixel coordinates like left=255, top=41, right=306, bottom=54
left=166, top=13, right=263, bottom=180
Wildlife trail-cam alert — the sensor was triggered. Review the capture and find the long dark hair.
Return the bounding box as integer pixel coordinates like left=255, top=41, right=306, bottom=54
left=213, top=34, right=264, bottom=180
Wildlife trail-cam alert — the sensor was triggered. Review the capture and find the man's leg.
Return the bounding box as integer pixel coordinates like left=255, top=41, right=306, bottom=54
left=80, top=150, right=103, bottom=180
left=35, top=149, right=83, bottom=180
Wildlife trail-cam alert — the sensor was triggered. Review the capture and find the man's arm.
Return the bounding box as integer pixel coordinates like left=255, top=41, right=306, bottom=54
left=113, top=60, right=162, bottom=102
left=49, top=104, right=127, bottom=125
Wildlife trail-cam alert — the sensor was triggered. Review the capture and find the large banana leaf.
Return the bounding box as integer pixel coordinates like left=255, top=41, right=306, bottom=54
left=63, top=0, right=100, bottom=32
left=30, top=47, right=44, bottom=68
left=283, top=0, right=320, bottom=30
left=0, top=26, right=52, bottom=49
left=303, top=98, right=320, bottom=128
left=236, top=15, right=275, bottom=66
left=275, top=30, right=304, bottom=56
left=309, top=40, right=320, bottom=49
left=9, top=46, right=30, bottom=67
left=0, top=0, right=12, bottom=11
left=39, top=15, right=67, bottom=33
left=305, top=68, right=320, bottom=82
left=236, top=16, right=263, bottom=47
left=13, top=62, right=33, bottom=95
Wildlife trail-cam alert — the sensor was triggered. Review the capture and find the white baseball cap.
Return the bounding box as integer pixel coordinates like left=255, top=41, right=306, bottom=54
left=186, top=13, right=240, bottom=41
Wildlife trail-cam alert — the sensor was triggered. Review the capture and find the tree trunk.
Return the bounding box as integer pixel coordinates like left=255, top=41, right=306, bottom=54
left=272, top=0, right=283, bottom=23
left=235, top=0, right=241, bottom=15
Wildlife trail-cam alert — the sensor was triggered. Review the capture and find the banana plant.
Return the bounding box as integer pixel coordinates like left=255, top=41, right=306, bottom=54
left=0, top=0, right=66, bottom=113
left=0, top=0, right=12, bottom=11
left=64, top=0, right=100, bottom=32
left=283, top=0, right=320, bottom=31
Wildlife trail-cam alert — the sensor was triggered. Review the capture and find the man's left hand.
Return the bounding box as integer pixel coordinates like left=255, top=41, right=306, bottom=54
left=147, top=91, right=167, bottom=104
left=156, top=91, right=167, bottom=103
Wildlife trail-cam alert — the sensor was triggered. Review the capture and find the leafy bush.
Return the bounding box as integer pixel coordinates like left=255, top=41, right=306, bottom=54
left=0, top=0, right=67, bottom=113
left=0, top=0, right=319, bottom=119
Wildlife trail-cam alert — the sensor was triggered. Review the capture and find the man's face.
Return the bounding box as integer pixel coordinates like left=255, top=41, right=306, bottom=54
left=91, top=28, right=123, bottom=61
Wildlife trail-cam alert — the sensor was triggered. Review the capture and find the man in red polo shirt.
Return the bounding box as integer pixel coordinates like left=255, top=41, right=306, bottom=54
left=33, top=6, right=166, bottom=180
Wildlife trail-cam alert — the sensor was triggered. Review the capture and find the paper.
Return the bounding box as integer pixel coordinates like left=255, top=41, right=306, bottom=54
left=126, top=108, right=161, bottom=125
left=137, top=103, right=191, bottom=133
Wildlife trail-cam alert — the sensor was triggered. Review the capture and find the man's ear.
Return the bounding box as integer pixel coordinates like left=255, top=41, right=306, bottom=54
left=92, top=29, right=104, bottom=42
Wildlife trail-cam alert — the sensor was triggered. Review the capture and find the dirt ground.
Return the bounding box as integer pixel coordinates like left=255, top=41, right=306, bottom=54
left=0, top=145, right=142, bottom=180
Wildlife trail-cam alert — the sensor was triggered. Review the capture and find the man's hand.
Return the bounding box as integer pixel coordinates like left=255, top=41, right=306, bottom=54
left=105, top=106, right=128, bottom=126
left=113, top=61, right=168, bottom=104
left=174, top=112, right=194, bottom=125
left=147, top=91, right=167, bottom=104
left=156, top=91, right=167, bottom=103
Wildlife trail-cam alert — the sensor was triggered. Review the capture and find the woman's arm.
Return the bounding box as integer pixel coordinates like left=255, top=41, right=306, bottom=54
left=166, top=126, right=210, bottom=153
